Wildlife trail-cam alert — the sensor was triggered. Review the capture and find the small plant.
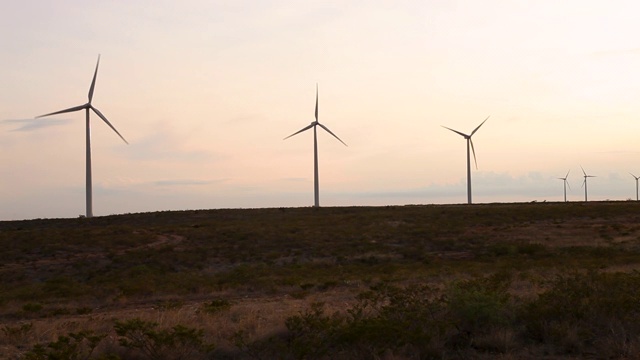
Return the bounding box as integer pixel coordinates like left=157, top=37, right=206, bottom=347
left=22, top=302, right=43, bottom=313
left=200, top=298, right=231, bottom=314
left=300, top=282, right=315, bottom=291
left=51, top=307, right=72, bottom=316
left=155, top=299, right=184, bottom=311
left=76, top=306, right=93, bottom=315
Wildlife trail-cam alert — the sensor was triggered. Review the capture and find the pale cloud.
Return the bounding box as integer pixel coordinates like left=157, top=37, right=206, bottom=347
left=591, top=48, right=640, bottom=57
left=280, top=177, right=308, bottom=183
left=1, top=118, right=72, bottom=132
left=118, top=121, right=223, bottom=163
left=153, top=179, right=224, bottom=187
left=96, top=177, right=226, bottom=190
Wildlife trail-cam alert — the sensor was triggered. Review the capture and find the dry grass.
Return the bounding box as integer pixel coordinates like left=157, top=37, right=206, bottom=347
left=0, top=287, right=365, bottom=358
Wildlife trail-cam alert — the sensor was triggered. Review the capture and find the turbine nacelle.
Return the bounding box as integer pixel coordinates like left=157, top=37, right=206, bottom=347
left=441, top=116, right=489, bottom=171
left=283, top=86, right=347, bottom=146
left=580, top=166, right=595, bottom=178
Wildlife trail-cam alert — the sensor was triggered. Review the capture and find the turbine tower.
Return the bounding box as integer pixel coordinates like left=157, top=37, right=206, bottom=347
left=284, top=84, right=347, bottom=207
left=630, top=173, right=640, bottom=201
left=442, top=116, right=489, bottom=204
left=580, top=166, right=595, bottom=202
left=36, top=55, right=128, bottom=218
left=558, top=170, right=570, bottom=202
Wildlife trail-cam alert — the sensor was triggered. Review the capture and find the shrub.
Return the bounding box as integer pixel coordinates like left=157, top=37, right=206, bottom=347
left=2, top=322, right=33, bottom=341
left=240, top=284, right=449, bottom=359
left=236, top=280, right=518, bottom=358
left=444, top=275, right=513, bottom=351
left=446, top=275, right=511, bottom=330
left=523, top=271, right=640, bottom=356
left=23, top=331, right=106, bottom=360
left=22, top=303, right=43, bottom=313
left=114, top=318, right=214, bottom=360
left=340, top=283, right=447, bottom=357
left=284, top=302, right=345, bottom=358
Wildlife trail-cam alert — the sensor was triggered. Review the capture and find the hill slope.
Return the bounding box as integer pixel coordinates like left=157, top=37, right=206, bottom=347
left=2, top=202, right=640, bottom=358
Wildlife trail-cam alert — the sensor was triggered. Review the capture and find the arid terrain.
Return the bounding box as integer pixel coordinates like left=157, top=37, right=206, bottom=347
left=2, top=202, right=640, bottom=359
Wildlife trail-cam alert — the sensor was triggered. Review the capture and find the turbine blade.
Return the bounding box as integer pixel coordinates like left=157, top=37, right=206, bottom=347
left=565, top=170, right=570, bottom=179
left=318, top=123, right=347, bottom=146
left=630, top=172, right=638, bottom=179
left=567, top=181, right=571, bottom=191
left=315, top=83, right=318, bottom=122
left=581, top=166, right=586, bottom=176
left=471, top=116, right=489, bottom=136
left=284, top=123, right=314, bottom=140
left=441, top=126, right=469, bottom=138
left=91, top=106, right=128, bottom=144
left=36, top=104, right=87, bottom=118
left=88, top=55, right=100, bottom=103
left=470, top=139, right=478, bottom=169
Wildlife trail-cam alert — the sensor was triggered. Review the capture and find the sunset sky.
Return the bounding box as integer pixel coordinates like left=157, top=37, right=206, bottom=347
left=2, top=1, right=640, bottom=220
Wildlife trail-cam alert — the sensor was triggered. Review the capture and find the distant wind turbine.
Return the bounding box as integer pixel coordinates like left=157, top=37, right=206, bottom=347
left=442, top=116, right=489, bottom=204
left=580, top=166, right=595, bottom=202
left=36, top=55, right=128, bottom=218
left=630, top=173, right=640, bottom=201
left=558, top=170, right=571, bottom=202
left=284, top=84, right=347, bottom=207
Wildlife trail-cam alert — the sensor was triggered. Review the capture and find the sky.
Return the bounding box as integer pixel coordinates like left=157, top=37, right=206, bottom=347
left=2, top=1, right=640, bottom=220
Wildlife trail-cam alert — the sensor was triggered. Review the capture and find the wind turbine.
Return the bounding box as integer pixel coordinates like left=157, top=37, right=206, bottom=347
left=284, top=84, right=347, bottom=208
left=630, top=173, right=640, bottom=201
left=442, top=116, right=489, bottom=204
left=580, top=166, right=595, bottom=202
left=36, top=55, right=128, bottom=218
left=558, top=170, right=571, bottom=202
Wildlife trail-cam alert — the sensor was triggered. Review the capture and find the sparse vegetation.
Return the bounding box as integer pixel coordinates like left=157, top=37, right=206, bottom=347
left=2, top=202, right=640, bottom=358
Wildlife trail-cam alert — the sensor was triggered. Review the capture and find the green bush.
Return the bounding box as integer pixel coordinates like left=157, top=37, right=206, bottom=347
left=446, top=275, right=511, bottom=330
left=444, top=275, right=513, bottom=351
left=284, top=302, right=345, bottom=359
